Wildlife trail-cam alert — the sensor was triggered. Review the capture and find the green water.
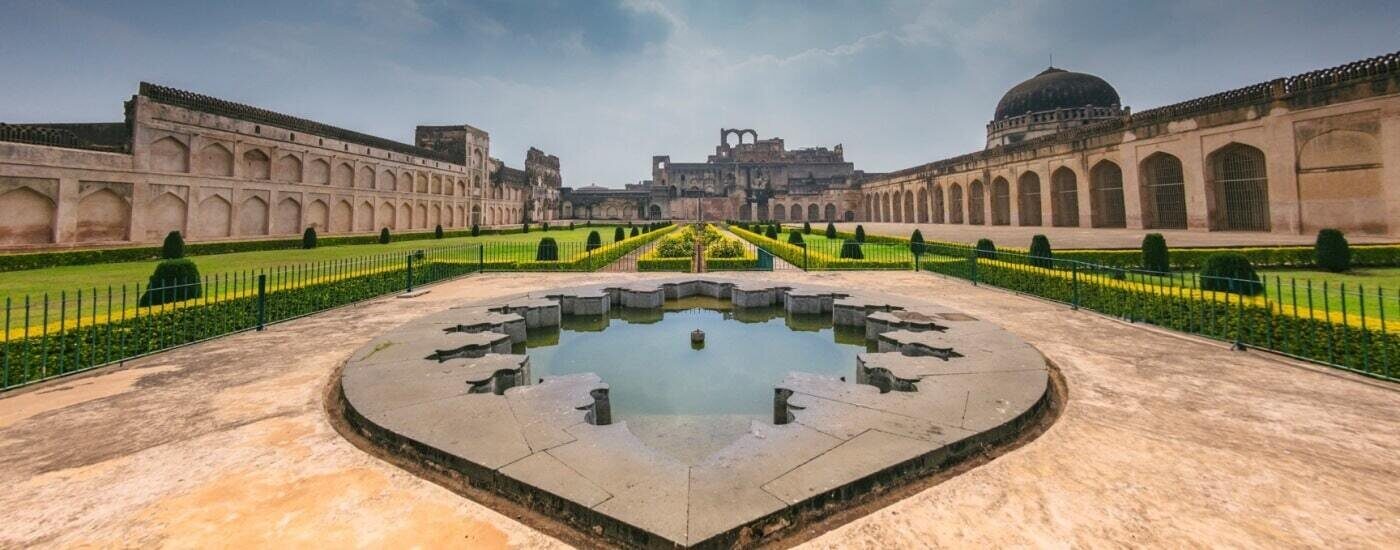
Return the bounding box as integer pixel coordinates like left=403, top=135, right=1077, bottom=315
left=524, top=296, right=870, bottom=420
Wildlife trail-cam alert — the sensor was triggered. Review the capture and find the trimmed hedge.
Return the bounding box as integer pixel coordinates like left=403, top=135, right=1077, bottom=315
left=1141, top=233, right=1168, bottom=273
left=138, top=259, right=202, bottom=307
left=1200, top=254, right=1263, bottom=295
left=303, top=228, right=318, bottom=249
left=1315, top=229, right=1350, bottom=272
left=161, top=231, right=185, bottom=259
left=535, top=237, right=559, bottom=261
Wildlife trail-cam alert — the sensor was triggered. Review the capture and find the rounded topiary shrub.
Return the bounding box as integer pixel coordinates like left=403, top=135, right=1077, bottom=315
left=1029, top=234, right=1052, bottom=269
left=139, top=259, right=202, bottom=307
left=1199, top=253, right=1263, bottom=295
left=302, top=227, right=318, bottom=249
left=909, top=229, right=926, bottom=256
left=161, top=231, right=185, bottom=259
left=614, top=227, right=626, bottom=242
left=854, top=225, right=866, bottom=243
left=802, top=222, right=812, bottom=234
left=379, top=227, right=391, bottom=244
left=1141, top=233, right=1169, bottom=274
left=542, top=222, right=550, bottom=232
left=535, top=237, right=559, bottom=261
left=569, top=222, right=575, bottom=231
left=1314, top=228, right=1351, bottom=273
left=765, top=226, right=779, bottom=239
left=434, top=224, right=444, bottom=239
left=630, top=227, right=640, bottom=237
left=586, top=230, right=602, bottom=251
left=825, top=222, right=837, bottom=239
left=788, top=230, right=805, bottom=246
left=522, top=222, right=530, bottom=234
left=975, top=238, right=996, bottom=259
left=839, top=240, right=864, bottom=260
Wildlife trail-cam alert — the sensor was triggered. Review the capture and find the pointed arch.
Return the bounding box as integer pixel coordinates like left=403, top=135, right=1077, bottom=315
left=198, top=143, right=233, bottom=177
left=274, top=197, right=302, bottom=234
left=306, top=199, right=329, bottom=232
left=378, top=169, right=395, bottom=191
left=331, top=200, right=353, bottom=233
left=1051, top=167, right=1080, bottom=227
left=308, top=158, right=330, bottom=185
left=149, top=136, right=189, bottom=173
left=275, top=154, right=302, bottom=183
left=332, top=162, right=353, bottom=188
left=903, top=190, right=915, bottom=223
left=931, top=184, right=945, bottom=223
left=379, top=201, right=396, bottom=230
left=1207, top=143, right=1270, bottom=231
left=1089, top=160, right=1126, bottom=228
left=398, top=172, right=413, bottom=192
left=356, top=201, right=375, bottom=232
left=0, top=186, right=56, bottom=244
left=916, top=188, right=929, bottom=223
left=986, top=177, right=1008, bottom=225
left=357, top=166, right=375, bottom=189
left=146, top=192, right=187, bottom=240
left=240, top=196, right=269, bottom=235
left=76, top=188, right=131, bottom=242
left=968, top=180, right=986, bottom=225
left=197, top=194, right=232, bottom=238
left=1139, top=153, right=1188, bottom=229
left=398, top=203, right=412, bottom=229
left=948, top=183, right=964, bottom=224
left=1017, top=172, right=1042, bottom=226
left=242, top=149, right=270, bottom=180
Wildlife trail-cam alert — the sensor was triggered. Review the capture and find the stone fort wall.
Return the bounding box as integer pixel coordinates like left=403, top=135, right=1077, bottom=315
left=0, top=83, right=536, bottom=250
left=859, top=52, right=1400, bottom=236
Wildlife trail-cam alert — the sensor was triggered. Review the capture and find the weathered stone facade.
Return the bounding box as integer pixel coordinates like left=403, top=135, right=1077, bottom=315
left=863, top=51, right=1400, bottom=236
left=560, top=128, right=869, bottom=222
left=0, top=83, right=549, bottom=249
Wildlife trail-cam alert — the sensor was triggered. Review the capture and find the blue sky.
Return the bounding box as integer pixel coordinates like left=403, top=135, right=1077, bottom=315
left=2, top=1, right=1396, bottom=186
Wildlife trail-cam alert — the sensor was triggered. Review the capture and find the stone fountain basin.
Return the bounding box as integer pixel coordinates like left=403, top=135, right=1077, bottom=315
left=335, top=277, right=1051, bottom=548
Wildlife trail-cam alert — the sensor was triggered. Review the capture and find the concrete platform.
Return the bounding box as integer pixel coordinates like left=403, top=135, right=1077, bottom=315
left=336, top=278, right=1051, bottom=548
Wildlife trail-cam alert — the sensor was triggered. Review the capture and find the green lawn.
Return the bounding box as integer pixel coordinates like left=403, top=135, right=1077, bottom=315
left=1107, top=266, right=1400, bottom=321
left=788, top=232, right=912, bottom=261
left=0, top=225, right=628, bottom=301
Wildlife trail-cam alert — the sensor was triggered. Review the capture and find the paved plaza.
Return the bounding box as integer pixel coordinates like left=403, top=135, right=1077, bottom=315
left=1, top=271, right=1397, bottom=548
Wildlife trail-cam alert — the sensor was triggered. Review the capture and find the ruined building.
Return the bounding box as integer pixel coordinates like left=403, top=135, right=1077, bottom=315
left=0, top=83, right=555, bottom=249
left=559, top=128, right=871, bottom=223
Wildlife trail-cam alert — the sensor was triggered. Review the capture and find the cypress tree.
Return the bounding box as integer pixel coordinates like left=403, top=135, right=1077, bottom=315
left=1141, top=233, right=1169, bottom=274
left=802, top=221, right=812, bottom=234
left=614, top=226, right=626, bottom=242
left=854, top=225, right=866, bottom=243
left=630, top=226, right=640, bottom=237
left=586, top=230, right=602, bottom=251
left=379, top=227, right=391, bottom=244
left=909, top=229, right=926, bottom=256
left=302, top=227, right=318, bottom=249
left=470, top=224, right=480, bottom=237
left=825, top=222, right=836, bottom=239
left=434, top=224, right=444, bottom=239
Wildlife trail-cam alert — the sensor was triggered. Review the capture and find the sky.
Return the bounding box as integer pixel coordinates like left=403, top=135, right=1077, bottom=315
left=1, top=0, right=1396, bottom=187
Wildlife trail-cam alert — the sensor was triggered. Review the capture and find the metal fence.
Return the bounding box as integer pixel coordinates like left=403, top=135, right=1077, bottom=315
left=917, top=242, right=1398, bottom=381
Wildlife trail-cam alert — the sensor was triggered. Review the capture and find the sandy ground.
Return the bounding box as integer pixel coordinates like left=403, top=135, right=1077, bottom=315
left=1, top=271, right=1397, bottom=548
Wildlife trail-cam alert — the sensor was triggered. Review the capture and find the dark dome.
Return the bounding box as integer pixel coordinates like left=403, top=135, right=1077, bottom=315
left=993, top=67, right=1120, bottom=121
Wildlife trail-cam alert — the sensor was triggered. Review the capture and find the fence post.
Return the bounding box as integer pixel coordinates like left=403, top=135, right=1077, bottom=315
left=405, top=253, right=415, bottom=293
left=1071, top=263, right=1079, bottom=310
left=255, top=274, right=267, bottom=331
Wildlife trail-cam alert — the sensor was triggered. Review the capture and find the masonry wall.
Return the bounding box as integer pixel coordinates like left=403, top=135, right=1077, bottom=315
left=0, top=97, right=530, bottom=250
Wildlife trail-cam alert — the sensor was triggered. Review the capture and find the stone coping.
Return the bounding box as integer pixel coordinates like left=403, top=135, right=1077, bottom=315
left=336, top=277, right=1051, bottom=548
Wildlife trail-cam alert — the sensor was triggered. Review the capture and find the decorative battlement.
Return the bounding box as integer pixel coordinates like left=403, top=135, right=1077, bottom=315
left=138, top=82, right=461, bottom=165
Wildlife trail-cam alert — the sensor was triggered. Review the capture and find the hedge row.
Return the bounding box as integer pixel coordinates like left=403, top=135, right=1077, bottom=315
left=731, top=226, right=912, bottom=270
left=0, top=224, right=633, bottom=273
left=506, top=224, right=676, bottom=272
left=921, top=255, right=1398, bottom=377
left=818, top=227, right=1400, bottom=270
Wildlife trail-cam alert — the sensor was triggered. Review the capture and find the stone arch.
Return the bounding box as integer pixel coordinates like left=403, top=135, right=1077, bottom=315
left=739, top=203, right=751, bottom=221
left=379, top=201, right=396, bottom=230
left=356, top=201, right=375, bottom=232
left=1051, top=167, right=1080, bottom=227
left=306, top=199, right=329, bottom=232
left=149, top=136, right=189, bottom=173
left=456, top=180, right=466, bottom=196
left=415, top=203, right=428, bottom=228
left=416, top=173, right=428, bottom=194
left=892, top=191, right=903, bottom=223
left=332, top=162, right=354, bottom=188
left=332, top=200, right=353, bottom=233
left=275, top=154, right=302, bottom=182
left=471, top=204, right=482, bottom=225
left=455, top=205, right=464, bottom=226
left=1299, top=129, right=1379, bottom=170
left=198, top=142, right=233, bottom=177
left=1139, top=152, right=1188, bottom=229
left=988, top=177, right=1010, bottom=225
left=948, top=183, right=964, bottom=224
left=146, top=192, right=187, bottom=240
left=648, top=204, right=663, bottom=219
left=756, top=202, right=768, bottom=221
left=605, top=205, right=619, bottom=219
left=197, top=195, right=232, bottom=238
left=882, top=193, right=892, bottom=222
left=931, top=184, right=945, bottom=223
left=274, top=197, right=302, bottom=234
left=378, top=169, right=395, bottom=191
left=240, top=196, right=269, bottom=235
left=807, top=204, right=820, bottom=221
left=783, top=204, right=796, bottom=221
left=967, top=180, right=986, bottom=225
left=824, top=203, right=836, bottom=222
left=357, top=166, right=375, bottom=189
left=843, top=210, right=855, bottom=222
left=1207, top=143, right=1270, bottom=231
left=76, top=188, right=131, bottom=242
left=903, top=190, right=915, bottom=223
left=398, top=172, right=413, bottom=192
left=308, top=158, right=330, bottom=185
left=1089, top=160, right=1126, bottom=228
left=242, top=149, right=270, bottom=180
left=0, top=186, right=56, bottom=244
left=916, top=188, right=929, bottom=223
left=431, top=204, right=442, bottom=228
left=1017, top=172, right=1043, bottom=226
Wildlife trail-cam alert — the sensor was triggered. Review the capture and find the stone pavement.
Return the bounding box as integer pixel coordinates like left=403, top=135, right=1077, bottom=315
left=1, top=271, right=1397, bottom=548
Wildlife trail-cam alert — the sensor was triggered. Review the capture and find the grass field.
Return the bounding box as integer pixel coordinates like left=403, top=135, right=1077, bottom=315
left=1119, top=267, right=1400, bottom=321
left=0, top=225, right=629, bottom=300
